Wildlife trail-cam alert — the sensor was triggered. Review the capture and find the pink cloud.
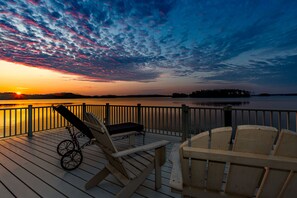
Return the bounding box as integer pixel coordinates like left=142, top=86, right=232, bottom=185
left=0, top=24, right=18, bottom=33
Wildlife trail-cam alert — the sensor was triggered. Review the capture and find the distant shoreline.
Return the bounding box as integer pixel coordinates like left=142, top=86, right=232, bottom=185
left=255, top=93, right=297, bottom=97
left=0, top=92, right=296, bottom=100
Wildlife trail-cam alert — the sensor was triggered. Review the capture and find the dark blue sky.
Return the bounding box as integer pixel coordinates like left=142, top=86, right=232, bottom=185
left=1, top=0, right=297, bottom=94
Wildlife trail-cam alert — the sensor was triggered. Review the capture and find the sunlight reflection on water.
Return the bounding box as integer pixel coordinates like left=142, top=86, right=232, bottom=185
left=0, top=96, right=296, bottom=109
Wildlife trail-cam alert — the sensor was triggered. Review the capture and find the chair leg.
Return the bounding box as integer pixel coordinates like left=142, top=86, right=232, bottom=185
left=117, top=163, right=154, bottom=197
left=129, top=134, right=135, bottom=146
left=155, top=146, right=166, bottom=190
left=85, top=167, right=110, bottom=190
left=142, top=130, right=146, bottom=144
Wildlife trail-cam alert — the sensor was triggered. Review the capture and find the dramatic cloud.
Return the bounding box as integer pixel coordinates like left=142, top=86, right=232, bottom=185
left=1, top=0, right=297, bottom=85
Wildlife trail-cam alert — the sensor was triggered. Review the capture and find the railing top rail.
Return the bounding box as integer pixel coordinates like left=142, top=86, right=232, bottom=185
left=0, top=104, right=84, bottom=110
left=232, top=107, right=297, bottom=112
left=0, top=103, right=297, bottom=113
left=85, top=104, right=184, bottom=108
left=85, top=104, right=105, bottom=107
left=0, top=107, right=29, bottom=110
left=189, top=106, right=224, bottom=110
left=139, top=105, right=182, bottom=108
left=31, top=106, right=54, bottom=109
left=85, top=104, right=297, bottom=112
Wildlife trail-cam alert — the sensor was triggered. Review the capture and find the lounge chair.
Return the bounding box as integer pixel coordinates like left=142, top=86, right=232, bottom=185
left=170, top=125, right=297, bottom=197
left=84, top=120, right=169, bottom=197
left=52, top=105, right=144, bottom=170
left=84, top=112, right=144, bottom=145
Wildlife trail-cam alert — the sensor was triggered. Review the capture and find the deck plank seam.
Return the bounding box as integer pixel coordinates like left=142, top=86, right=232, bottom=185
left=3, top=139, right=120, bottom=197
left=32, top=131, right=175, bottom=171
left=0, top=142, right=97, bottom=197
left=3, top=129, right=180, bottom=197
left=32, top=131, right=175, bottom=177
left=0, top=167, right=18, bottom=198
left=0, top=153, right=46, bottom=197
left=8, top=136, right=163, bottom=197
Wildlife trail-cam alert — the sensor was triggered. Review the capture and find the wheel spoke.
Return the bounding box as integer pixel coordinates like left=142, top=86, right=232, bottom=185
left=57, top=140, right=75, bottom=156
left=60, top=150, right=83, bottom=170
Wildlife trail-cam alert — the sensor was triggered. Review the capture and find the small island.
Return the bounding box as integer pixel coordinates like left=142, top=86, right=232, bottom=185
left=172, top=89, right=251, bottom=98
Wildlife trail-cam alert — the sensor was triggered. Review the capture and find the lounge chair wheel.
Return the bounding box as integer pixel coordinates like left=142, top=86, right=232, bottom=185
left=57, top=139, right=75, bottom=156
left=61, top=150, right=83, bottom=170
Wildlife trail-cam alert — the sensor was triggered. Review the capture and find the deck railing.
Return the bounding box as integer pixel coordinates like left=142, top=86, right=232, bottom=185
left=0, top=105, right=83, bottom=138
left=0, top=103, right=296, bottom=139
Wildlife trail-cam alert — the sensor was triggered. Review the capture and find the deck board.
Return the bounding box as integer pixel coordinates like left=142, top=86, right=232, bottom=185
left=0, top=180, right=15, bottom=198
left=0, top=141, right=97, bottom=198
left=0, top=161, right=41, bottom=198
left=0, top=128, right=181, bottom=198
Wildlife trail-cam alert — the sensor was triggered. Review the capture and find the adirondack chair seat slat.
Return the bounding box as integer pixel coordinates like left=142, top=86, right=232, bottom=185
left=122, top=152, right=155, bottom=179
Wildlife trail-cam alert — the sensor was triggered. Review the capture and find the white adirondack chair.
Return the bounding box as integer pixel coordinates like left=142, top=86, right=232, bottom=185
left=84, top=120, right=169, bottom=197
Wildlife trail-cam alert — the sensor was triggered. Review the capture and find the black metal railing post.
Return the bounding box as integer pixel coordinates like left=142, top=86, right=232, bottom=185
left=105, top=103, right=110, bottom=125
left=28, top=105, right=33, bottom=138
left=137, top=103, right=141, bottom=124
left=182, top=104, right=190, bottom=141
left=224, top=105, right=232, bottom=127
left=82, top=103, right=86, bottom=120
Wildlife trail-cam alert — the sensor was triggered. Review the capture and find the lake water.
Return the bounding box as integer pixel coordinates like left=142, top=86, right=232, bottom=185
left=1, top=96, right=297, bottom=137
left=0, top=96, right=297, bottom=110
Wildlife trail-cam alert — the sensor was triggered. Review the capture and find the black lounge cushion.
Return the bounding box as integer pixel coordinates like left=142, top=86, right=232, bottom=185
left=53, top=105, right=94, bottom=139
left=106, top=122, right=144, bottom=135
left=53, top=105, right=144, bottom=138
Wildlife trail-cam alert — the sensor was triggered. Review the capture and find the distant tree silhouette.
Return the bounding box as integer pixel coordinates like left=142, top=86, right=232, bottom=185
left=189, top=89, right=250, bottom=98
left=172, top=93, right=188, bottom=98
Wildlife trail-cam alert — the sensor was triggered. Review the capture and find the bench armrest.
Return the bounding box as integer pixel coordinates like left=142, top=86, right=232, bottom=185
left=110, top=131, right=136, bottom=138
left=169, top=143, right=183, bottom=192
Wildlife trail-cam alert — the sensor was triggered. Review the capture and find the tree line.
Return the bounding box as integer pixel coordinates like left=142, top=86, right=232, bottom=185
left=172, top=89, right=251, bottom=98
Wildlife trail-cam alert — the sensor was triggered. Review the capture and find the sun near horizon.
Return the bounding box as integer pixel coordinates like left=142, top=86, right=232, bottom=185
left=0, top=60, right=197, bottom=96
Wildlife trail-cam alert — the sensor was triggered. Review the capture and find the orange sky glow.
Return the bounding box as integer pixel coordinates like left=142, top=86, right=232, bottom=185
left=0, top=60, right=197, bottom=95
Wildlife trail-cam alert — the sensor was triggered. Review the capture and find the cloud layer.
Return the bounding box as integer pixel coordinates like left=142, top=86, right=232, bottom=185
left=1, top=0, right=297, bottom=86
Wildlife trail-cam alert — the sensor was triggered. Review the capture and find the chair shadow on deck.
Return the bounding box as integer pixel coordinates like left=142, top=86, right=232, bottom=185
left=84, top=120, right=169, bottom=197
left=170, top=125, right=297, bottom=197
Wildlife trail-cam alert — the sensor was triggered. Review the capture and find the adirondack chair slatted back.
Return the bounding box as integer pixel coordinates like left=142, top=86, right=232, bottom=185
left=257, top=129, right=297, bottom=197
left=175, top=125, right=297, bottom=197
left=225, top=125, right=277, bottom=197
left=84, top=121, right=129, bottom=178
left=206, top=127, right=232, bottom=191
left=180, top=127, right=232, bottom=191
left=84, top=112, right=100, bottom=125
left=180, top=132, right=208, bottom=188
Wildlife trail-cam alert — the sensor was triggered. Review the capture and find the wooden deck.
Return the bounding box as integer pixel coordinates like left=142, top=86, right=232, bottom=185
left=0, top=128, right=181, bottom=198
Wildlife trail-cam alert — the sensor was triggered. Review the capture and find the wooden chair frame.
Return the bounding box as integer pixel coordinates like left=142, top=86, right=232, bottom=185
left=84, top=121, right=169, bottom=197
left=170, top=125, right=297, bottom=197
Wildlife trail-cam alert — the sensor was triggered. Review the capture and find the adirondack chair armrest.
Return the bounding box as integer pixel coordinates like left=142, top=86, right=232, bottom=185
left=110, top=131, right=136, bottom=138
left=169, top=146, right=183, bottom=192
left=112, top=140, right=170, bottom=158
left=182, top=147, right=297, bottom=171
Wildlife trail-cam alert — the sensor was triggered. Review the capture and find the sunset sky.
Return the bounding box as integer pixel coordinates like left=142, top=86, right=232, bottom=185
left=1, top=0, right=297, bottom=95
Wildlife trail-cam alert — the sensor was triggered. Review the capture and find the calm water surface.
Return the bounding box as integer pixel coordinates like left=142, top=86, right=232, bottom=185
left=0, top=96, right=296, bottom=110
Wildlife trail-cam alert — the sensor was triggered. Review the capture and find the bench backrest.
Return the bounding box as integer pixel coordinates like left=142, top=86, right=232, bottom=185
left=225, top=125, right=277, bottom=196
left=257, top=129, right=297, bottom=197
left=180, top=127, right=232, bottom=191
left=179, top=125, right=297, bottom=197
